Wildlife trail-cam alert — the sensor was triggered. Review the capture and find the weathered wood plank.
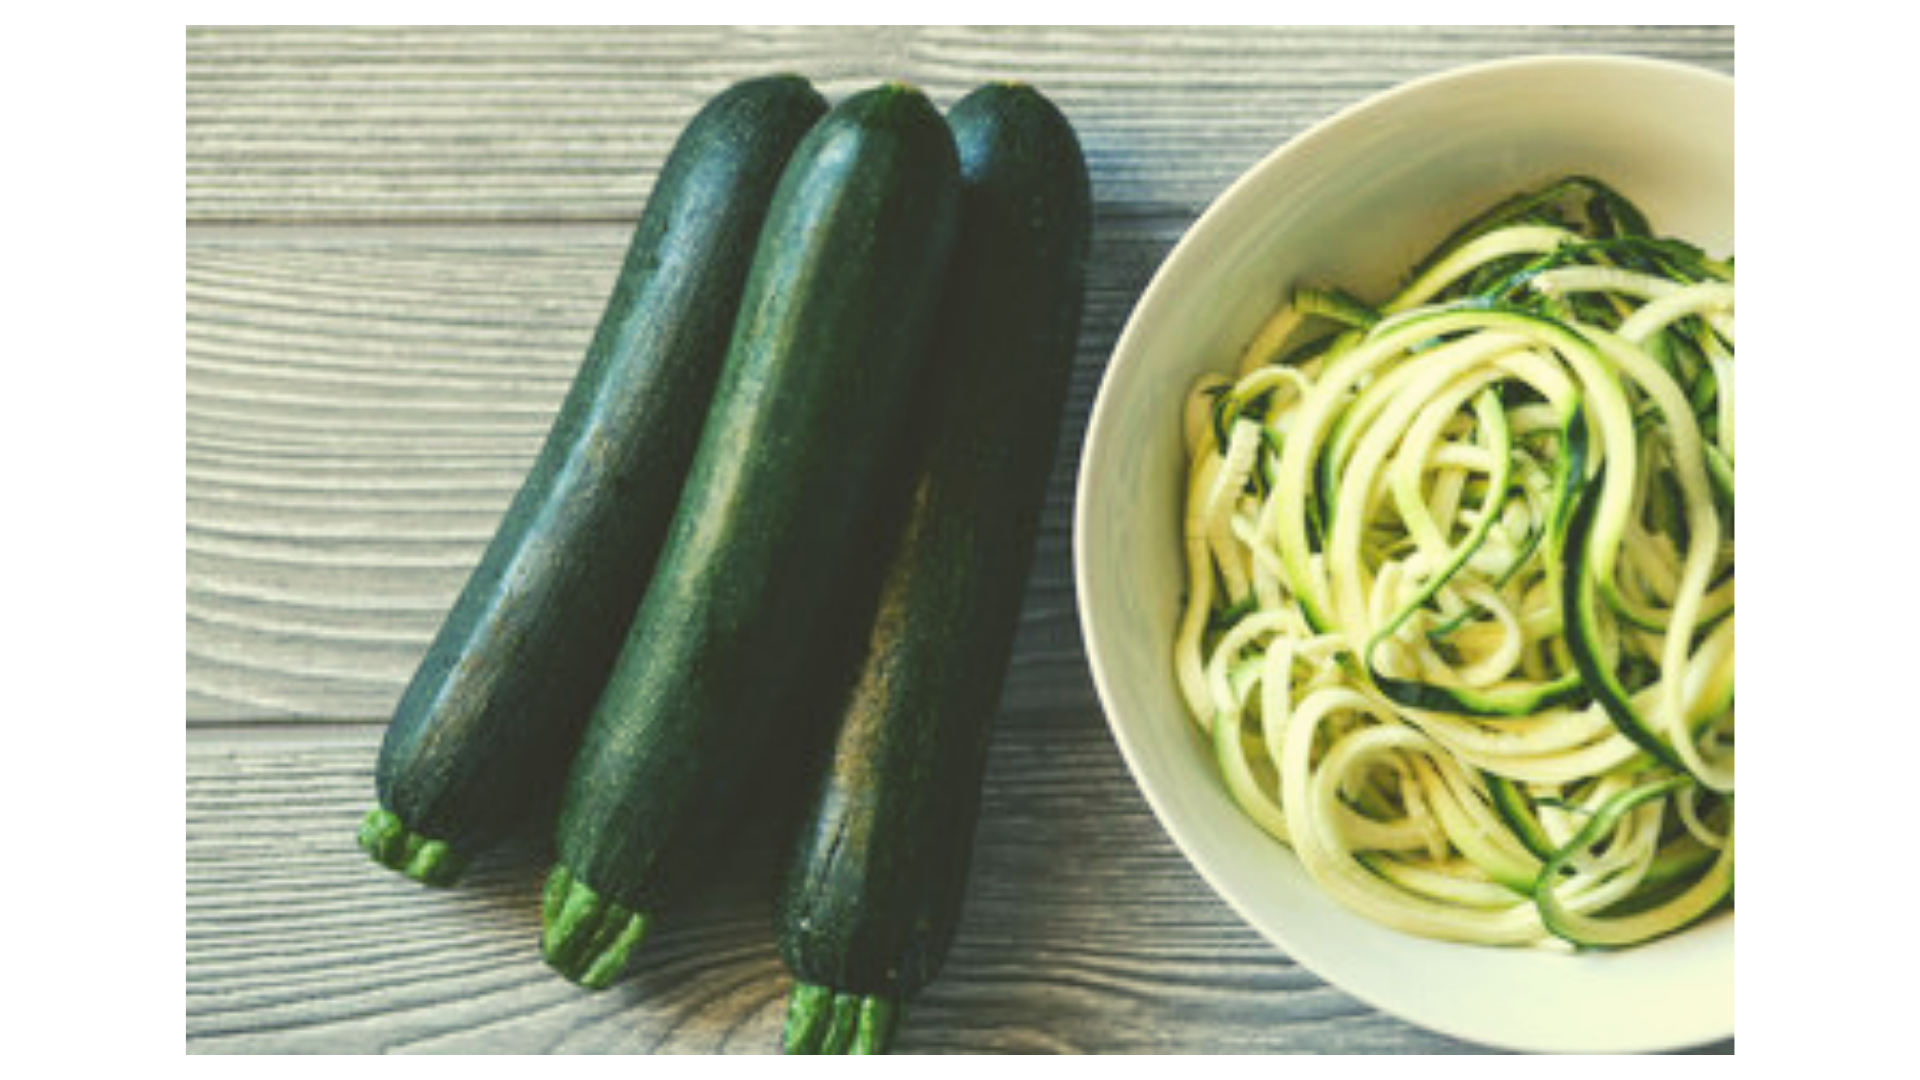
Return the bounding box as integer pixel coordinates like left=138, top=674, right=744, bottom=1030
left=187, top=25, right=1734, bottom=223
left=184, top=210, right=1169, bottom=722
left=185, top=720, right=1480, bottom=1054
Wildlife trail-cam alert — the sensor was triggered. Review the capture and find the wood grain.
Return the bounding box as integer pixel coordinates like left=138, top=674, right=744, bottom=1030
left=186, top=721, right=1477, bottom=1054
left=185, top=216, right=1162, bottom=721
left=187, top=25, right=1734, bottom=223
left=185, top=25, right=1736, bottom=1053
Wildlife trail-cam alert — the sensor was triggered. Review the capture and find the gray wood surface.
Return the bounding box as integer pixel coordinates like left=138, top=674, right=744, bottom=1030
left=185, top=25, right=1736, bottom=1054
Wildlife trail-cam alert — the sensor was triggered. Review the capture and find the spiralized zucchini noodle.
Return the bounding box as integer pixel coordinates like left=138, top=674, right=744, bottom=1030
left=1175, top=177, right=1733, bottom=948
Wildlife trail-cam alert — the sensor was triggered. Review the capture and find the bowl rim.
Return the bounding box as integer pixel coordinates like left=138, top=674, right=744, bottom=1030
left=1072, top=53, right=1734, bottom=1052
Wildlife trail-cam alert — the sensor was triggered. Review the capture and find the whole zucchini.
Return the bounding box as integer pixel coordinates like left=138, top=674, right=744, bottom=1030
left=773, top=82, right=1091, bottom=1054
left=357, top=75, right=827, bottom=885
left=539, top=83, right=963, bottom=988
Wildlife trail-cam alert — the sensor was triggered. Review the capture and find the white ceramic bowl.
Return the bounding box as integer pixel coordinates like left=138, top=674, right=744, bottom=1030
left=1074, top=55, right=1733, bottom=1053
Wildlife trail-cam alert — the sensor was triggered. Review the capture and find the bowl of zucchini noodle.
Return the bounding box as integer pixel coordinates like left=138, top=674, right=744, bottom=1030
left=1075, top=56, right=1732, bottom=1052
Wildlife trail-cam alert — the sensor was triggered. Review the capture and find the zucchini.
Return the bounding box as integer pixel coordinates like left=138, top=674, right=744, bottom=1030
left=357, top=75, right=826, bottom=885
left=1174, top=177, right=1733, bottom=948
left=1533, top=774, right=1734, bottom=948
left=773, top=82, right=1091, bottom=1055
left=539, top=83, right=963, bottom=987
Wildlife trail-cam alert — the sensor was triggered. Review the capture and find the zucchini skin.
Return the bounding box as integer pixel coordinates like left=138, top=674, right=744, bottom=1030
left=542, top=84, right=963, bottom=986
left=360, top=75, right=828, bottom=885
left=773, top=83, right=1091, bottom=1053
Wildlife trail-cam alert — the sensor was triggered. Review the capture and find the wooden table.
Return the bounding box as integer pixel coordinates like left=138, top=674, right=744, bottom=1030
left=185, top=25, right=1735, bottom=1054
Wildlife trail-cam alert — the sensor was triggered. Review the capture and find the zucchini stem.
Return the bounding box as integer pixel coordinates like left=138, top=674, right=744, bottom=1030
left=357, top=806, right=469, bottom=887
left=781, top=983, right=833, bottom=1052
left=539, top=864, right=649, bottom=989
left=781, top=984, right=902, bottom=1054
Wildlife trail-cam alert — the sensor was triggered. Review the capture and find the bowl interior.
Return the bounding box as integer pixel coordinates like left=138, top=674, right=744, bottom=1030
left=1075, top=56, right=1733, bottom=1053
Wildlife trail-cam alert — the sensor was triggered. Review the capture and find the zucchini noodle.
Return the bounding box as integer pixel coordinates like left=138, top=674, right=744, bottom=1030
left=1175, top=177, right=1733, bottom=949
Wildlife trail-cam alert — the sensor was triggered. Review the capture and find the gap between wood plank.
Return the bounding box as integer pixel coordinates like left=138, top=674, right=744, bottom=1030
left=186, top=200, right=1201, bottom=245
left=188, top=718, right=389, bottom=745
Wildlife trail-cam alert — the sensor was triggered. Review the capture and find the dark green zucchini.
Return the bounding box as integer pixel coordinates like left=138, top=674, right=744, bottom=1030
left=357, top=75, right=828, bottom=886
left=773, top=82, right=1091, bottom=1054
left=539, top=83, right=963, bottom=987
